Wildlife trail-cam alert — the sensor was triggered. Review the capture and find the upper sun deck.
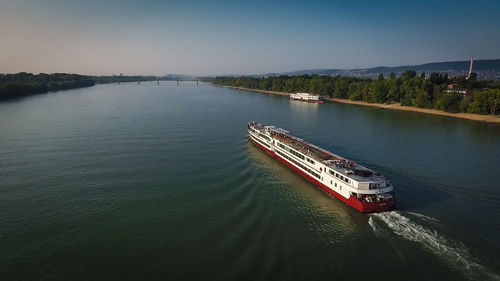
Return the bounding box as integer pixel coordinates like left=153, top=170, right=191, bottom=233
left=249, top=121, right=386, bottom=183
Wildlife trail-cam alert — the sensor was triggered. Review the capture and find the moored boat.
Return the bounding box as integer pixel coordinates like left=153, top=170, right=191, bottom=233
left=289, top=92, right=324, bottom=103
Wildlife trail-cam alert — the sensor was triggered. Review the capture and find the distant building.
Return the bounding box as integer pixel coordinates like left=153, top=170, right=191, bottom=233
left=447, top=84, right=474, bottom=97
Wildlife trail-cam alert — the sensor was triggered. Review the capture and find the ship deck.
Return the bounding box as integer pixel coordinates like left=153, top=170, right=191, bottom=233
left=273, top=134, right=341, bottom=162
left=250, top=122, right=386, bottom=183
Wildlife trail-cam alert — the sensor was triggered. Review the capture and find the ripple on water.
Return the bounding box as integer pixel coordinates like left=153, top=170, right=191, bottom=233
left=244, top=140, right=362, bottom=244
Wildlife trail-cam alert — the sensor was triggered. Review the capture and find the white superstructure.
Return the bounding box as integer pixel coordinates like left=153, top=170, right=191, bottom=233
left=289, top=92, right=324, bottom=103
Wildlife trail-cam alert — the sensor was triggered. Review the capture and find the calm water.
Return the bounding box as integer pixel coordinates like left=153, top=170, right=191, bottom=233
left=1, top=82, right=499, bottom=281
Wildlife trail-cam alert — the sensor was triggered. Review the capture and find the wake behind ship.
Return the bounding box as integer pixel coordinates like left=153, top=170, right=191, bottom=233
left=248, top=121, right=396, bottom=213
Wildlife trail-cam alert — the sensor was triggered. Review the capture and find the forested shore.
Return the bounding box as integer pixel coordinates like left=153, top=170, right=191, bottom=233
left=213, top=71, right=500, bottom=115
left=0, top=73, right=158, bottom=101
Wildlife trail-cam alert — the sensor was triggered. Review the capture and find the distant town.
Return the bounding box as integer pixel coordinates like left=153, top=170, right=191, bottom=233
left=259, top=58, right=500, bottom=82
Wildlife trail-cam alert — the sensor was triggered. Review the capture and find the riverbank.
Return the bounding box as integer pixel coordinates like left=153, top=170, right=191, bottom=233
left=0, top=81, right=95, bottom=101
left=218, top=85, right=500, bottom=124
left=0, top=73, right=164, bottom=102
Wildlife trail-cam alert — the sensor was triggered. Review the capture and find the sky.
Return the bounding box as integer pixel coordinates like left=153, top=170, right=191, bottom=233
left=1, top=0, right=499, bottom=76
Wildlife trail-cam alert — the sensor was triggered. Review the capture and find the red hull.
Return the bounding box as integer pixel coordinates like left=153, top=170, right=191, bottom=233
left=249, top=136, right=396, bottom=213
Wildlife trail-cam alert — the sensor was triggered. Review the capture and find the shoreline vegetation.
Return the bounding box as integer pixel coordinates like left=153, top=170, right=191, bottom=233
left=0, top=72, right=159, bottom=101
left=2, top=72, right=499, bottom=123
left=212, top=72, right=500, bottom=123
left=218, top=85, right=500, bottom=123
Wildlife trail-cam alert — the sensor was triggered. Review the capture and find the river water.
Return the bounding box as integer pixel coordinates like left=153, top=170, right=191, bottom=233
left=1, top=82, right=499, bottom=281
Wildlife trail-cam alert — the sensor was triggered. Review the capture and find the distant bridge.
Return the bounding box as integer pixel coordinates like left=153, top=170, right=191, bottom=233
left=173, top=79, right=199, bottom=85
left=135, top=79, right=201, bottom=85
left=157, top=79, right=201, bottom=85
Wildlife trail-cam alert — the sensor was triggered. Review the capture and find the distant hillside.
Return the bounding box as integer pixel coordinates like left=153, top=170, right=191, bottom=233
left=279, top=59, right=500, bottom=81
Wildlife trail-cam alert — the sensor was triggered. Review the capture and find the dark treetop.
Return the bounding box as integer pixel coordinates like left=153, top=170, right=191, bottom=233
left=0, top=73, right=158, bottom=101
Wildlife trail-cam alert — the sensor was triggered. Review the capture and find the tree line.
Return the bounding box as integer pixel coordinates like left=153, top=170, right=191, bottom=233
left=0, top=73, right=95, bottom=101
left=0, top=73, right=160, bottom=101
left=212, top=71, right=500, bottom=115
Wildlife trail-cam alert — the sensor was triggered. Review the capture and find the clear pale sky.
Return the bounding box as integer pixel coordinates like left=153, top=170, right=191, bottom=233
left=1, top=0, right=499, bottom=75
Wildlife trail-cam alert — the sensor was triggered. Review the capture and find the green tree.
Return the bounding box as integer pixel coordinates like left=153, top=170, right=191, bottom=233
left=470, top=89, right=500, bottom=114
left=402, top=70, right=417, bottom=80
left=372, top=79, right=388, bottom=103
left=435, top=92, right=462, bottom=113
left=412, top=88, right=429, bottom=108
left=460, top=96, right=473, bottom=113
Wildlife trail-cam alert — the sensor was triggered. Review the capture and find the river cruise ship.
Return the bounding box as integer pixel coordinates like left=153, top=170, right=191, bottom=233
left=289, top=92, right=324, bottom=103
left=248, top=121, right=396, bottom=213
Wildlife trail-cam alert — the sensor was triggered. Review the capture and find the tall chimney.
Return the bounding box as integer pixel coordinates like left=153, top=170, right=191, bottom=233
left=467, top=56, right=474, bottom=79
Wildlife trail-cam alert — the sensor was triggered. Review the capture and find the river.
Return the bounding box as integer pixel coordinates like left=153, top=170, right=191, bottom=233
left=1, top=82, right=499, bottom=281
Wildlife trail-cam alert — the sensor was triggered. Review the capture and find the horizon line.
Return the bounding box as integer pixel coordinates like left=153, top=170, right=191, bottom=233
left=1, top=57, right=498, bottom=77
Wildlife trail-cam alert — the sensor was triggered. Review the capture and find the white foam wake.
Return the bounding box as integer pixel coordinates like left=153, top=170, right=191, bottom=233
left=407, top=211, right=440, bottom=223
left=372, top=211, right=500, bottom=281
left=368, top=216, right=388, bottom=238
